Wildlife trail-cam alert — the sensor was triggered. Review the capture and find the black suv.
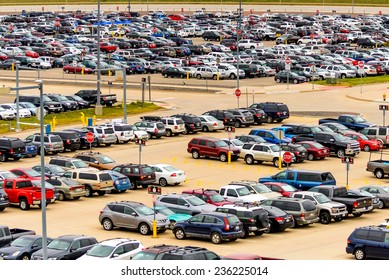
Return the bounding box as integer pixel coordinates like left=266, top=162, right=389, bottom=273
left=0, top=137, right=26, bottom=162
left=50, top=131, right=81, bottom=152
left=112, top=164, right=156, bottom=189
left=202, top=110, right=235, bottom=126
left=202, top=31, right=223, bottom=41
left=280, top=143, right=308, bottom=163
left=215, top=202, right=270, bottom=238
left=313, top=131, right=361, bottom=158
left=225, top=109, right=255, bottom=128
left=157, top=246, right=221, bottom=260
left=64, top=128, right=98, bottom=149
left=17, top=95, right=62, bottom=114
left=171, top=113, right=202, bottom=134
left=45, top=94, right=78, bottom=111
left=249, top=102, right=290, bottom=123
left=244, top=107, right=267, bottom=124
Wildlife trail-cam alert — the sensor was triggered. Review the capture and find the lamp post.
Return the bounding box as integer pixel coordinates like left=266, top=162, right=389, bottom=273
left=128, top=0, right=131, bottom=13
left=95, top=0, right=102, bottom=115
left=236, top=0, right=242, bottom=92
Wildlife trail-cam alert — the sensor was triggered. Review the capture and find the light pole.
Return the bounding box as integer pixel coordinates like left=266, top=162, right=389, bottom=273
left=95, top=0, right=102, bottom=115
left=236, top=0, right=242, bottom=93
left=128, top=0, right=131, bottom=13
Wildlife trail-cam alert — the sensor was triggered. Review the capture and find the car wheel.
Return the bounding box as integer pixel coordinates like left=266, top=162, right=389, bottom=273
left=138, top=223, right=151, bottom=235
left=341, top=74, right=346, bottom=79
left=354, top=248, right=366, bottom=260
left=266, top=116, right=273, bottom=123
left=19, top=198, right=30, bottom=211
left=241, top=226, right=249, bottom=239
left=377, top=199, right=385, bottom=209
left=375, top=169, right=384, bottom=179
left=212, top=74, right=217, bottom=80
left=219, top=153, right=227, bottom=162
left=264, top=221, right=273, bottom=233
left=293, top=79, right=298, bottom=84
left=21, top=254, right=30, bottom=260
left=229, top=73, right=236, bottom=79
left=196, top=74, right=201, bottom=79
left=174, top=228, right=186, bottom=240
left=164, top=73, right=168, bottom=78
left=320, top=211, right=331, bottom=224
left=129, top=180, right=137, bottom=190
left=102, top=218, right=114, bottom=230
left=165, top=129, right=172, bottom=137
left=211, top=232, right=222, bottom=244
left=363, top=145, right=371, bottom=152
left=159, top=177, right=168, bottom=187
left=273, top=158, right=280, bottom=167
left=0, top=153, right=7, bottom=162
left=85, top=186, right=93, bottom=197
left=169, top=220, right=176, bottom=230
left=276, top=78, right=281, bottom=83
left=192, top=150, right=200, bottom=159
left=336, top=149, right=345, bottom=158
left=202, top=126, right=209, bottom=132
left=308, top=153, right=315, bottom=161
left=245, top=155, right=254, bottom=165
left=234, top=120, right=241, bottom=128
left=65, top=69, right=70, bottom=74
left=58, top=192, right=65, bottom=201
left=147, top=132, right=152, bottom=139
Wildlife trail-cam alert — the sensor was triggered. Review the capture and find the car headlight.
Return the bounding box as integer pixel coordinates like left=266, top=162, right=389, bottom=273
left=115, top=180, right=119, bottom=185
left=11, top=251, right=21, bottom=257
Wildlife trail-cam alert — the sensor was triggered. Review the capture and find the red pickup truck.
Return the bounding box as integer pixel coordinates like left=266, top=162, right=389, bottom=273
left=0, top=178, right=55, bottom=210
left=100, top=42, right=117, bottom=53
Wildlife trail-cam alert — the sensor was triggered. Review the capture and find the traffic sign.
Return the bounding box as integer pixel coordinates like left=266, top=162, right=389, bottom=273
left=235, top=88, right=241, bottom=97
left=285, top=57, right=290, bottom=65
left=86, top=131, right=95, bottom=143
left=283, top=151, right=293, bottom=164
left=341, top=157, right=354, bottom=164
left=358, top=61, right=364, bottom=68
left=379, top=105, right=389, bottom=110
left=310, top=65, right=317, bottom=72
left=310, top=33, right=314, bottom=39
left=135, top=138, right=146, bottom=145
left=148, top=186, right=161, bottom=195
left=72, top=60, right=77, bottom=67
left=225, top=126, right=235, bottom=133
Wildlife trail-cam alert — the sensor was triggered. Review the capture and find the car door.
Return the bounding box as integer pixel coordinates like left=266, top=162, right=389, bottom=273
left=226, top=188, right=239, bottom=202
left=261, top=145, right=273, bottom=162
left=184, top=214, right=205, bottom=237
left=122, top=206, right=139, bottom=229
left=66, top=239, right=83, bottom=260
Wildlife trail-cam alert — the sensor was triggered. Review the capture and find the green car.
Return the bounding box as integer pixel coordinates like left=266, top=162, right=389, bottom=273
left=155, top=206, right=192, bottom=229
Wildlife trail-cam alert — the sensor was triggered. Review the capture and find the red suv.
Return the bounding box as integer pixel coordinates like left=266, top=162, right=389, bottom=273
left=182, top=189, right=233, bottom=206
left=187, top=137, right=240, bottom=162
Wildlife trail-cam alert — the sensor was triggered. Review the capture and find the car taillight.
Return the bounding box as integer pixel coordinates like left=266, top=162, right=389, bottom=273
left=347, top=239, right=350, bottom=244
left=102, top=134, right=105, bottom=138
left=295, top=151, right=300, bottom=155
left=66, top=139, right=71, bottom=144
left=248, top=218, right=255, bottom=223
left=174, top=125, right=178, bottom=129
left=140, top=175, right=144, bottom=180
left=170, top=173, right=176, bottom=177
left=275, top=217, right=284, bottom=222
left=190, top=124, right=194, bottom=127
left=353, top=201, right=358, bottom=208
left=49, top=143, right=52, bottom=147
left=213, top=123, right=217, bottom=127
left=9, top=148, right=14, bottom=154
left=97, top=183, right=100, bottom=189
left=223, top=217, right=230, bottom=231
left=154, top=128, right=158, bottom=133
left=300, top=213, right=305, bottom=218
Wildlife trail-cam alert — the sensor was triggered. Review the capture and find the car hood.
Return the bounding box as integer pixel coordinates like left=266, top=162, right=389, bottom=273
left=33, top=248, right=67, bottom=259
left=0, top=246, right=24, bottom=256
left=237, top=194, right=268, bottom=202
left=213, top=201, right=234, bottom=206
left=322, top=201, right=346, bottom=208
left=196, top=204, right=217, bottom=212
left=258, top=177, right=273, bottom=183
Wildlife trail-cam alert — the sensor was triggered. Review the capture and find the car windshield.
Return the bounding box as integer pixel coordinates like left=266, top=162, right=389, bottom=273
left=131, top=252, right=157, bottom=260
left=270, top=145, right=281, bottom=152
left=73, top=160, right=89, bottom=168
left=21, top=103, right=36, bottom=108
left=210, top=193, right=226, bottom=203
left=314, top=194, right=331, bottom=204
left=252, top=184, right=272, bottom=193
left=97, top=155, right=115, bottom=164
left=50, top=165, right=66, bottom=173
left=312, top=142, right=324, bottom=149
left=186, top=196, right=206, bottom=206
left=231, top=139, right=244, bottom=146
left=0, top=171, right=18, bottom=179
left=47, top=239, right=71, bottom=251
left=69, top=95, right=83, bottom=101
left=162, top=165, right=178, bottom=172
left=10, top=236, right=34, bottom=247
left=55, top=96, right=69, bottom=101
left=215, top=140, right=228, bottom=148
left=86, top=245, right=114, bottom=258
left=333, top=134, right=346, bottom=141
left=358, top=134, right=369, bottom=140
left=354, top=116, right=367, bottom=123
left=157, top=207, right=175, bottom=216
left=134, top=205, right=154, bottom=216
left=237, top=187, right=252, bottom=196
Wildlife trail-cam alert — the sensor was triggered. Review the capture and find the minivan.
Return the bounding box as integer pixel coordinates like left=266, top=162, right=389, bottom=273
left=346, top=226, right=389, bottom=260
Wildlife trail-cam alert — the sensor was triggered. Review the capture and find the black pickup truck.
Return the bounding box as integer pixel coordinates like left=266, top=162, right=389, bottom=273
left=0, top=225, right=36, bottom=248
left=309, top=185, right=373, bottom=218
left=0, top=137, right=26, bottom=162
left=75, top=90, right=117, bottom=107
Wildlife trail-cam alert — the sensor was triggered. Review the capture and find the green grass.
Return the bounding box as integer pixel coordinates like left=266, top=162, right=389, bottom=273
left=0, top=101, right=160, bottom=134
left=313, top=75, right=389, bottom=87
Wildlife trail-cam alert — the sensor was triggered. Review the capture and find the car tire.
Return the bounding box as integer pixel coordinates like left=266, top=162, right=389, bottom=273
left=102, top=218, right=114, bottom=230
left=245, top=155, right=254, bottom=165
left=377, top=199, right=385, bottom=209
left=21, top=254, right=30, bottom=260
left=264, top=221, right=273, bottom=233
left=169, top=220, right=176, bottom=230
left=375, top=169, right=384, bottom=179
left=174, top=228, right=186, bottom=240
left=336, top=149, right=345, bottom=158
left=241, top=225, right=249, bottom=239
left=65, top=69, right=70, bottom=74
left=293, top=79, right=298, bottom=84
left=276, top=78, right=281, bottom=83
left=165, top=129, right=172, bottom=137
left=341, top=74, right=346, bottom=79
left=266, top=116, right=273, bottom=123
left=159, top=178, right=168, bottom=187
left=58, top=192, right=65, bottom=201
left=85, top=186, right=93, bottom=197
left=320, top=211, right=331, bottom=224
left=234, top=120, right=241, bottom=128
left=19, top=198, right=30, bottom=211
left=138, top=223, right=151, bottom=235
left=354, top=248, right=366, bottom=260
left=202, top=126, right=209, bottom=132
left=211, top=232, right=222, bottom=244
left=219, top=153, right=227, bottom=162
left=0, top=154, right=7, bottom=162
left=164, top=73, right=168, bottom=78
left=196, top=74, right=201, bottom=79
left=363, top=145, right=370, bottom=152
left=192, top=150, right=200, bottom=159
left=308, top=153, right=315, bottom=161
left=273, top=158, right=280, bottom=167
left=229, top=73, right=236, bottom=79
left=129, top=180, right=137, bottom=190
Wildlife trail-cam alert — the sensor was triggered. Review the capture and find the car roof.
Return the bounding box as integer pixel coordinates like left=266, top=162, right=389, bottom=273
left=97, top=238, right=140, bottom=247
left=142, top=244, right=180, bottom=254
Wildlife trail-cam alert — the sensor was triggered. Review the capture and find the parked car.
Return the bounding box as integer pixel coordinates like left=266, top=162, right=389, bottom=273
left=0, top=235, right=51, bottom=260
left=359, top=186, right=389, bottom=209
left=131, top=244, right=180, bottom=260
left=149, top=164, right=186, bottom=186
left=154, top=206, right=192, bottom=230
left=46, top=176, right=86, bottom=201
left=155, top=193, right=217, bottom=215
left=261, top=205, right=295, bottom=233
left=198, top=115, right=225, bottom=132
left=50, top=131, right=81, bottom=152
left=249, top=102, right=289, bottom=123
left=111, top=164, right=156, bottom=189
left=297, top=141, right=331, bottom=160
left=0, top=137, right=26, bottom=162
left=73, top=152, right=118, bottom=170
left=187, top=137, right=240, bottom=162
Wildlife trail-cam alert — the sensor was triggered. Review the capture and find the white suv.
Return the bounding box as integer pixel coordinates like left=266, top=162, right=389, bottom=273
left=319, top=65, right=356, bottom=79
left=240, top=143, right=295, bottom=167
left=217, top=64, right=245, bottom=79
left=141, top=116, right=185, bottom=137
left=103, top=123, right=135, bottom=143
left=194, top=66, right=227, bottom=80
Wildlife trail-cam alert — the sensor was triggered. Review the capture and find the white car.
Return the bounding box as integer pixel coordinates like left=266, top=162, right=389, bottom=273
left=1, top=103, right=31, bottom=118
left=78, top=238, right=144, bottom=260
left=198, top=115, right=224, bottom=132
left=0, top=106, right=16, bottom=120
left=149, top=164, right=186, bottom=186
left=103, top=123, right=135, bottom=143
left=221, top=138, right=245, bottom=152
left=128, top=124, right=149, bottom=140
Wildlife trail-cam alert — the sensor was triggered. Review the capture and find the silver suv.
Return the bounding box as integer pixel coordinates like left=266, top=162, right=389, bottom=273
left=360, top=126, right=389, bottom=147
left=133, top=119, right=166, bottom=139
left=48, top=156, right=93, bottom=170
left=24, top=133, right=64, bottom=155
left=194, top=66, right=227, bottom=80
left=84, top=126, right=117, bottom=147
left=141, top=116, right=185, bottom=137
left=98, top=201, right=170, bottom=235
left=240, top=142, right=294, bottom=167
left=155, top=193, right=217, bottom=215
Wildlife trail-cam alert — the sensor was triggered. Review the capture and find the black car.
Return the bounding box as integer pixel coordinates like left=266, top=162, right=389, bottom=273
left=275, top=71, right=306, bottom=84
left=161, top=67, right=188, bottom=78
left=49, top=131, right=81, bottom=152
left=45, top=94, right=78, bottom=111
left=0, top=137, right=26, bottom=162
left=202, top=110, right=235, bottom=126
left=202, top=31, right=223, bottom=41
left=64, top=128, right=98, bottom=149
left=112, top=163, right=156, bottom=189
left=280, top=143, right=308, bottom=163
left=232, top=63, right=259, bottom=78
left=171, top=113, right=202, bottom=134
left=65, top=95, right=90, bottom=109
left=31, top=235, right=98, bottom=260
left=249, top=102, right=290, bottom=123
left=261, top=205, right=295, bottom=233
left=244, top=107, right=267, bottom=124
left=0, top=235, right=52, bottom=260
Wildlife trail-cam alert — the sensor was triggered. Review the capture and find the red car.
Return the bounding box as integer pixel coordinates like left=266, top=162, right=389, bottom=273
left=24, top=50, right=39, bottom=58
left=0, top=52, right=10, bottom=61
left=223, top=253, right=284, bottom=260
left=343, top=131, right=382, bottom=152
left=181, top=189, right=233, bottom=206
left=63, top=65, right=93, bottom=74
left=168, top=14, right=185, bottom=21
left=262, top=182, right=299, bottom=197
left=9, top=168, right=48, bottom=180
left=297, top=141, right=330, bottom=160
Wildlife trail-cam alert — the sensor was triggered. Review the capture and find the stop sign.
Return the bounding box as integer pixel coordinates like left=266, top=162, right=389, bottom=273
left=358, top=61, right=365, bottom=68
left=235, top=88, right=241, bottom=97
left=283, top=151, right=293, bottom=164
left=285, top=57, right=290, bottom=65
left=86, top=131, right=95, bottom=143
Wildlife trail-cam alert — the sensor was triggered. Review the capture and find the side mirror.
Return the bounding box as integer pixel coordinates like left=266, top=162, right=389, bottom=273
left=185, top=204, right=190, bottom=207
left=94, top=161, right=99, bottom=164
left=112, top=253, right=119, bottom=258
left=330, top=139, right=334, bottom=142
left=130, top=212, right=137, bottom=217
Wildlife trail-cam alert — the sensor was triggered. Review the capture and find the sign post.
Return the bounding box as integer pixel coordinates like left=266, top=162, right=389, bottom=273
left=147, top=186, right=161, bottom=238
left=285, top=57, right=291, bottom=89
left=135, top=138, right=146, bottom=165
left=283, top=151, right=293, bottom=170
left=235, top=88, right=241, bottom=108
left=86, top=131, right=95, bottom=153
left=225, top=126, right=235, bottom=164
left=310, top=65, right=316, bottom=90
left=358, top=61, right=364, bottom=94
left=342, top=156, right=354, bottom=189
left=379, top=105, right=388, bottom=126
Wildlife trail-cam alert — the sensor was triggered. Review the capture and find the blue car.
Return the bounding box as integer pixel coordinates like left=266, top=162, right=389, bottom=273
left=23, top=142, right=37, bottom=158
left=106, top=170, right=131, bottom=192
left=126, top=62, right=145, bottom=74
left=155, top=206, right=192, bottom=230
left=249, top=128, right=292, bottom=144
left=0, top=235, right=52, bottom=260
left=271, top=126, right=295, bottom=139
left=173, top=212, right=243, bottom=244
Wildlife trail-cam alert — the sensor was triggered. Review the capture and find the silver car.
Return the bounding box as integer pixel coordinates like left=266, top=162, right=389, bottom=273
left=99, top=201, right=170, bottom=235
left=84, top=126, right=117, bottom=147
left=155, top=194, right=217, bottom=215
left=198, top=115, right=225, bottom=132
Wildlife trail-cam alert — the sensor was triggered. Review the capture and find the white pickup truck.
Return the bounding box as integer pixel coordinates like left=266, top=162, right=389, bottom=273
left=219, top=185, right=267, bottom=203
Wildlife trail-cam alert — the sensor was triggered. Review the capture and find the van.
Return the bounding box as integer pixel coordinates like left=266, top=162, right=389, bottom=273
left=259, top=169, right=336, bottom=191
left=346, top=226, right=389, bottom=260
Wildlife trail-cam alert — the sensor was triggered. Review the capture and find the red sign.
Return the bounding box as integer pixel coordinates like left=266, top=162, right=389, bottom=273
left=379, top=10, right=383, bottom=15
left=86, top=132, right=95, bottom=143
left=235, top=88, right=241, bottom=97
left=181, top=7, right=184, bottom=12
left=310, top=33, right=314, bottom=39
left=283, top=152, right=293, bottom=164
left=358, top=61, right=364, bottom=68
left=42, top=6, right=44, bottom=11
left=316, top=9, right=319, bottom=15
left=285, top=57, right=290, bottom=65
left=116, top=5, right=119, bottom=11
